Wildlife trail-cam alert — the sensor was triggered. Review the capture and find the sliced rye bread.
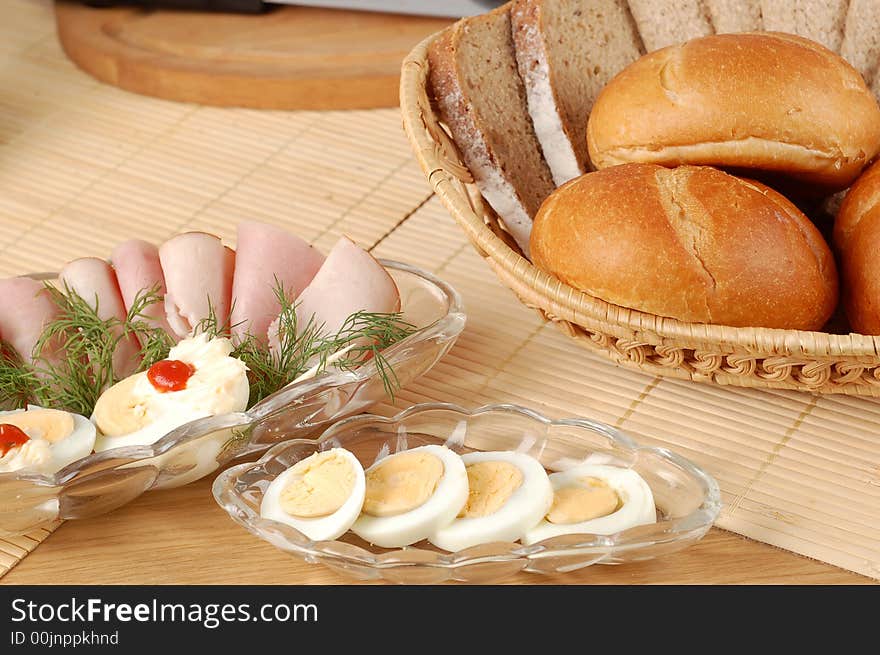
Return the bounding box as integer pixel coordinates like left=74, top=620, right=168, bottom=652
left=511, top=0, right=644, bottom=184
left=841, top=0, right=880, bottom=92
left=428, top=6, right=555, bottom=256
left=705, top=0, right=762, bottom=33
left=625, top=0, right=713, bottom=52
left=760, top=0, right=848, bottom=52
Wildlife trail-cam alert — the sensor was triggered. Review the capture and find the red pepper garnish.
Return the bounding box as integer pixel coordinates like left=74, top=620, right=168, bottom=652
left=0, top=424, right=30, bottom=457
left=147, top=359, right=195, bottom=393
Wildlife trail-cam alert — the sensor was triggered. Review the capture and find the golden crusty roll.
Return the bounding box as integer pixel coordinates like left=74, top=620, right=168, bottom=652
left=834, top=160, right=880, bottom=334
left=586, top=33, right=880, bottom=192
left=530, top=164, right=838, bottom=329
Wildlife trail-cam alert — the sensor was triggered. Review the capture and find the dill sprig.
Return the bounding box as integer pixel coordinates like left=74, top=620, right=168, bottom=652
left=200, top=281, right=417, bottom=406
left=321, top=310, right=416, bottom=398
left=28, top=284, right=173, bottom=415
left=0, top=343, right=38, bottom=411
left=224, top=283, right=327, bottom=406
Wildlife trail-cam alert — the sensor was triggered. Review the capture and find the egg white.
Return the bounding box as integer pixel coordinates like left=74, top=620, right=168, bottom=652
left=47, top=412, right=98, bottom=472
left=351, top=445, right=468, bottom=548
left=522, top=464, right=656, bottom=545
left=0, top=405, right=96, bottom=474
left=429, top=451, right=553, bottom=552
left=260, top=448, right=366, bottom=542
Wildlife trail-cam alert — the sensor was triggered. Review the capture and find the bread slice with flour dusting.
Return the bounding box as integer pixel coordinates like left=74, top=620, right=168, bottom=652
left=841, top=0, right=880, bottom=94
left=761, top=0, right=848, bottom=52
left=511, top=0, right=644, bottom=184
left=428, top=6, right=555, bottom=256
left=705, top=0, right=762, bottom=33
left=626, top=0, right=713, bottom=52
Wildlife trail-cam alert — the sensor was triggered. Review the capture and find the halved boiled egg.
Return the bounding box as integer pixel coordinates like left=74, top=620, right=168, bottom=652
left=351, top=445, right=468, bottom=548
left=92, top=334, right=248, bottom=452
left=0, top=405, right=96, bottom=474
left=260, top=448, right=366, bottom=541
left=522, top=464, right=656, bottom=545
left=429, top=451, right=553, bottom=552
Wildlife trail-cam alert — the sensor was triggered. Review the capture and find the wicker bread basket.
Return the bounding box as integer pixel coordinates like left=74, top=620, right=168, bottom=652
left=400, top=29, right=880, bottom=397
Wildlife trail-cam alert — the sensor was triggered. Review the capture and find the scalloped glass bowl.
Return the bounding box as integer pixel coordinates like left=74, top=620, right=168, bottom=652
left=0, top=261, right=465, bottom=536
left=214, top=403, right=722, bottom=584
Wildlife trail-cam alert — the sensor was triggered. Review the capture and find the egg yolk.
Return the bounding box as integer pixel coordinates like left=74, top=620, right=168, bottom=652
left=546, top=477, right=620, bottom=525
left=0, top=424, right=30, bottom=457
left=0, top=409, right=74, bottom=444
left=279, top=451, right=357, bottom=518
left=92, top=374, right=150, bottom=437
left=362, top=451, right=444, bottom=517
left=459, top=461, right=523, bottom=518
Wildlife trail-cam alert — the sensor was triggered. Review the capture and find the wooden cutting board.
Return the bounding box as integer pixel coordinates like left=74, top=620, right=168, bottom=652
left=53, top=1, right=452, bottom=109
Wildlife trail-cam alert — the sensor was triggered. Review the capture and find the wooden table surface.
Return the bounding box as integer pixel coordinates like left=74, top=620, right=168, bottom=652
left=2, top=472, right=869, bottom=585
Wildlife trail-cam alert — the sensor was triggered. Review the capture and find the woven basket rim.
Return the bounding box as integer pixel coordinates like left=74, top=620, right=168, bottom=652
left=400, top=31, right=880, bottom=360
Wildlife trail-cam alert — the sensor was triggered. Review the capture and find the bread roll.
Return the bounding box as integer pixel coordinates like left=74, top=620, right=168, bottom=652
left=530, top=164, right=838, bottom=330
left=587, top=33, right=880, bottom=192
left=834, top=160, right=880, bottom=334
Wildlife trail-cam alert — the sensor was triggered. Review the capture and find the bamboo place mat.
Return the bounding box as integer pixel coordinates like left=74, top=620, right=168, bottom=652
left=0, top=522, right=61, bottom=578
left=1, top=0, right=879, bottom=581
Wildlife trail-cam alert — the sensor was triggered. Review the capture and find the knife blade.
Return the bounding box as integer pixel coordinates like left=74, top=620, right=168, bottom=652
left=274, top=1, right=501, bottom=16
left=84, top=1, right=503, bottom=17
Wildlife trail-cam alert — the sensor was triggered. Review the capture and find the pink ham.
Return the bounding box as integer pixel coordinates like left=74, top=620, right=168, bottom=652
left=230, top=221, right=324, bottom=344
left=111, top=239, right=173, bottom=340
left=269, top=236, right=400, bottom=350
left=0, top=277, right=60, bottom=366
left=60, top=258, right=142, bottom=379
left=159, top=232, right=235, bottom=339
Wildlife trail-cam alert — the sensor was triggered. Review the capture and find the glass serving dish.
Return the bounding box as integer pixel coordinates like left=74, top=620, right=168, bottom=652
left=214, top=403, right=722, bottom=584
left=0, top=261, right=465, bottom=537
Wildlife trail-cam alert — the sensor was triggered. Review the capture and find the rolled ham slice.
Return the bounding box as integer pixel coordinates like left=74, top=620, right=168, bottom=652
left=230, top=221, right=324, bottom=344
left=111, top=239, right=173, bottom=340
left=0, top=277, right=60, bottom=366
left=159, top=232, right=235, bottom=339
left=60, top=258, right=142, bottom=379
left=269, top=236, right=399, bottom=351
